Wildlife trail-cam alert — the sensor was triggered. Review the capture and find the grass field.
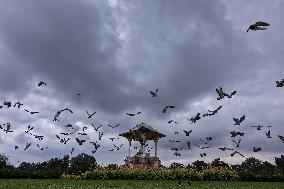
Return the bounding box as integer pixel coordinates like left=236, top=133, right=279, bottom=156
left=0, top=179, right=283, bottom=189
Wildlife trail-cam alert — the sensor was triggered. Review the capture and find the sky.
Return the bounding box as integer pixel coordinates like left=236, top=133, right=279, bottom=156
left=0, top=0, right=283, bottom=166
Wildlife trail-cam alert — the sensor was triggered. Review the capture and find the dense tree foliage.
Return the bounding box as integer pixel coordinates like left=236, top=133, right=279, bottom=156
left=0, top=153, right=283, bottom=181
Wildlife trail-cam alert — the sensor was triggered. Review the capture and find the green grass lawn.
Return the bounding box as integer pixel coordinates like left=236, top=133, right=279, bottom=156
left=0, top=179, right=283, bottom=189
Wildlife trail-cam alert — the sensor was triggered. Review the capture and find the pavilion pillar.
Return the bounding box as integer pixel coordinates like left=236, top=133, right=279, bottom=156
left=141, top=135, right=146, bottom=157
left=154, top=139, right=158, bottom=157
left=128, top=138, right=131, bottom=159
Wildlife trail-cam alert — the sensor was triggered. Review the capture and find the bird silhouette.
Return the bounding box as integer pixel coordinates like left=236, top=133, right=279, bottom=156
left=108, top=124, right=119, bottom=129
left=86, top=110, right=96, bottom=118
left=190, top=113, right=201, bottom=124
left=98, top=132, right=103, bottom=140
left=203, top=106, right=222, bottom=117
left=183, top=130, right=192, bottom=136
left=232, top=139, right=241, bottom=147
left=252, top=147, right=261, bottom=152
left=25, top=125, right=34, bottom=134
left=168, top=120, right=178, bottom=124
left=53, top=108, right=73, bottom=121
left=200, top=153, right=206, bottom=157
left=126, top=112, right=142, bottom=117
left=276, top=79, right=284, bottom=87
left=278, top=135, right=284, bottom=143
left=230, top=131, right=244, bottom=137
left=174, top=151, right=181, bottom=156
left=231, top=151, right=245, bottom=157
left=24, top=143, right=32, bottom=150
left=76, top=138, right=86, bottom=145
left=150, top=89, right=158, bottom=97
left=264, top=130, right=272, bottom=138
left=233, top=115, right=245, bottom=125
left=113, top=144, right=123, bottom=151
left=3, top=101, right=11, bottom=108
left=219, top=147, right=234, bottom=151
left=38, top=81, right=47, bottom=87
left=251, top=125, right=271, bottom=131
left=162, top=106, right=175, bottom=113
left=91, top=124, right=102, bottom=131
left=13, top=102, right=23, bottom=109
left=247, top=21, right=270, bottom=32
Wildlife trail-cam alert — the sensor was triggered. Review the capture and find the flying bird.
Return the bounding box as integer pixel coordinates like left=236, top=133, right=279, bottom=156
left=174, top=152, right=181, bottom=156
left=183, top=130, right=192, bottom=136
left=113, top=144, right=123, bottom=151
left=150, top=89, right=158, bottom=97
left=75, top=138, right=86, bottom=145
left=203, top=106, right=222, bottom=117
left=53, top=108, right=73, bottom=121
left=108, top=124, right=119, bottom=129
left=278, top=135, right=284, bottom=143
left=126, top=112, right=142, bottom=117
left=190, top=113, right=201, bottom=124
left=91, top=124, right=102, bottom=131
left=13, top=102, right=23, bottom=109
left=162, top=106, right=175, bottom=113
left=3, top=101, right=11, bottom=108
left=247, top=21, right=270, bottom=32
left=230, top=131, right=244, bottom=137
left=86, top=110, right=96, bottom=118
left=168, top=120, right=178, bottom=124
left=231, top=151, right=245, bottom=157
left=264, top=130, right=272, bottom=138
left=276, top=79, right=284, bottom=87
left=252, top=147, right=261, bottom=152
left=24, top=143, right=32, bottom=150
left=251, top=125, right=271, bottom=131
left=38, top=81, right=47, bottom=87
left=219, top=147, right=234, bottom=151
left=232, top=139, right=241, bottom=148
left=233, top=115, right=245, bottom=125
left=200, top=153, right=206, bottom=157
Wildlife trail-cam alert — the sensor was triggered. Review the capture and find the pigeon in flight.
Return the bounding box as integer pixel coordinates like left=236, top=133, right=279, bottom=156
left=71, top=148, right=74, bottom=154
left=232, top=139, right=241, bottom=148
left=230, top=131, right=244, bottom=137
left=126, top=112, right=142, bottom=117
left=3, top=101, right=11, bottom=108
left=231, top=151, right=245, bottom=157
left=195, top=144, right=211, bottom=149
left=38, top=81, right=47, bottom=87
left=86, top=110, right=96, bottom=118
left=186, top=141, right=191, bottom=149
left=251, top=125, right=271, bottom=131
left=76, top=138, right=86, bottom=145
left=278, top=135, right=284, bottom=143
left=190, top=113, right=201, bottom=124
left=219, top=147, right=234, bottom=151
left=108, top=124, right=119, bottom=129
left=25, top=125, right=34, bottom=134
left=276, top=79, right=284, bottom=87
left=174, top=151, right=181, bottom=156
left=98, top=132, right=103, bottom=140
left=109, top=137, right=115, bottom=141
left=203, top=106, right=222, bottom=117
left=168, top=120, right=178, bottom=124
left=252, top=147, right=261, bottom=152
left=150, top=89, right=158, bottom=97
left=13, top=102, right=23, bottom=109
left=183, top=130, right=192, bottom=136
left=247, top=21, right=270, bottom=32
left=24, top=143, right=32, bottom=150
left=200, top=153, right=206, bottom=157
left=264, top=130, right=272, bottom=138
left=92, top=124, right=102, bottom=131
left=15, top=146, right=19, bottom=150
left=2, top=122, right=13, bottom=133
left=233, top=115, right=245, bottom=125
left=162, top=106, right=175, bottom=113
left=53, top=108, right=73, bottom=121
left=113, top=144, right=123, bottom=151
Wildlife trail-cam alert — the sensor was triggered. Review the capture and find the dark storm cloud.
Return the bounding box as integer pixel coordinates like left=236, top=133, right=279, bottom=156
left=0, top=0, right=283, bottom=166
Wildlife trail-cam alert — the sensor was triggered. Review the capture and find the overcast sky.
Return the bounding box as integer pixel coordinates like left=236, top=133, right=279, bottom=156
left=0, top=0, right=283, bottom=166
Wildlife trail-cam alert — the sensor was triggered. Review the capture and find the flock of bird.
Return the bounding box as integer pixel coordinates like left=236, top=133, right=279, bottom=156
left=0, top=20, right=283, bottom=164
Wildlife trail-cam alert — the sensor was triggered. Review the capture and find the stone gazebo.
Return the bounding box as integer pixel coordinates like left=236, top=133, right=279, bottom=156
left=119, top=122, right=166, bottom=168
